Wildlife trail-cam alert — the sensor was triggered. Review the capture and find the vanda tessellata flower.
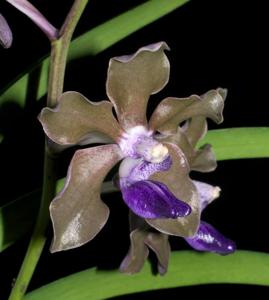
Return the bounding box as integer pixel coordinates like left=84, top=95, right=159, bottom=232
left=39, top=42, right=235, bottom=274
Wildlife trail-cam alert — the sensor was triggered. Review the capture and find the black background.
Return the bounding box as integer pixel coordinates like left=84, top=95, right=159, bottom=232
left=0, top=0, right=269, bottom=298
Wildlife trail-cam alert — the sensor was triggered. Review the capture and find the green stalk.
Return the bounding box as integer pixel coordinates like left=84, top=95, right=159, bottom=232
left=8, top=1, right=89, bottom=299
left=8, top=154, right=57, bottom=300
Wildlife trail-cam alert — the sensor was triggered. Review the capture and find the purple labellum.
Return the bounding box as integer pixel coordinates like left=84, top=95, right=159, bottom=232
left=185, top=221, right=236, bottom=255
left=120, top=179, right=191, bottom=219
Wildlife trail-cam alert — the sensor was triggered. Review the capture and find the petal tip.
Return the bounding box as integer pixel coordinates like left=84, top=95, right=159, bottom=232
left=213, top=186, right=221, bottom=199
left=217, top=87, right=228, bottom=100
left=0, top=13, right=13, bottom=48
left=158, top=264, right=168, bottom=276
left=221, top=241, right=236, bottom=255
left=49, top=243, right=61, bottom=253
left=112, top=41, right=170, bottom=63
left=185, top=221, right=236, bottom=255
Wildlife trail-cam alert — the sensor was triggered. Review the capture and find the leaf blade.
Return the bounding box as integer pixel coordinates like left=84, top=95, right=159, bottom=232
left=25, top=251, right=269, bottom=300
left=0, top=189, right=40, bottom=252
left=198, top=127, right=269, bottom=160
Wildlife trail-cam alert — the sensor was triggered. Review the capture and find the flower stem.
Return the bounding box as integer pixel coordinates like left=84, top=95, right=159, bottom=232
left=8, top=153, right=57, bottom=300
left=8, top=1, right=89, bottom=299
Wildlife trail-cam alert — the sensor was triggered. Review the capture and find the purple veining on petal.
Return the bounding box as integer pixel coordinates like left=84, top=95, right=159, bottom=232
left=120, top=179, right=191, bottom=219
left=185, top=221, right=236, bottom=255
left=130, top=156, right=172, bottom=182
left=119, top=156, right=172, bottom=185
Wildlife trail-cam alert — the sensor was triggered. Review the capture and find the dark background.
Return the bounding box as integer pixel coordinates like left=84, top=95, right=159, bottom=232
left=0, top=0, right=268, bottom=298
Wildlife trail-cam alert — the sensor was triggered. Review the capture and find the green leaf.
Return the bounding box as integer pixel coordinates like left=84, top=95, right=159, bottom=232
left=0, top=189, right=40, bottom=252
left=1, top=127, right=269, bottom=252
left=198, top=127, right=269, bottom=160
left=24, top=250, right=269, bottom=300
left=0, top=0, right=189, bottom=107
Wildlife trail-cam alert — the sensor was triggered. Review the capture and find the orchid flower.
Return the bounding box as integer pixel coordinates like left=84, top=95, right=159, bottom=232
left=39, top=42, right=235, bottom=272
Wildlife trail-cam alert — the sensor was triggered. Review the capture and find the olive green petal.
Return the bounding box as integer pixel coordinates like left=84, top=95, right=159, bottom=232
left=121, top=230, right=171, bottom=275
left=191, top=144, right=217, bottom=173
left=39, top=91, right=121, bottom=146
left=146, top=143, right=200, bottom=237
left=50, top=144, right=123, bottom=252
left=183, top=116, right=207, bottom=147
left=183, top=89, right=227, bottom=147
left=156, top=130, right=216, bottom=172
left=106, top=42, right=170, bottom=130
left=121, top=213, right=170, bottom=275
left=149, top=88, right=226, bottom=134
left=120, top=229, right=149, bottom=274
left=145, top=232, right=170, bottom=275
